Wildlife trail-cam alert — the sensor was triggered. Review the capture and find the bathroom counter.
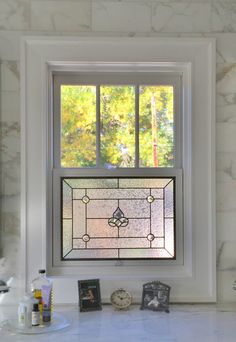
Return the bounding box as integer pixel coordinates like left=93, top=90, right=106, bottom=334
left=1, top=304, right=236, bottom=341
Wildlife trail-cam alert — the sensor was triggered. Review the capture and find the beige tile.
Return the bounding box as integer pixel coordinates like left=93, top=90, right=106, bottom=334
left=217, top=212, right=236, bottom=242
left=211, top=2, right=236, bottom=33
left=216, top=123, right=236, bottom=153
left=1, top=61, right=20, bottom=92
left=216, top=152, right=236, bottom=182
left=217, top=269, right=236, bottom=303
left=217, top=63, right=236, bottom=93
left=92, top=1, right=151, bottom=32
left=0, top=0, right=30, bottom=30
left=30, top=0, right=91, bottom=31
left=216, top=181, right=236, bottom=211
left=151, top=2, right=211, bottom=33
left=216, top=92, right=236, bottom=123
left=0, top=92, right=20, bottom=122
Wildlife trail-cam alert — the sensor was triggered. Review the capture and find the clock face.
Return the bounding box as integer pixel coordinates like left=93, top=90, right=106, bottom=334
left=110, top=289, right=132, bottom=310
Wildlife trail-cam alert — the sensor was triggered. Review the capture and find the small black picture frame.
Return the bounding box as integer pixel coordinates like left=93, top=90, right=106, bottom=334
left=78, top=279, right=102, bottom=312
left=140, top=281, right=171, bottom=313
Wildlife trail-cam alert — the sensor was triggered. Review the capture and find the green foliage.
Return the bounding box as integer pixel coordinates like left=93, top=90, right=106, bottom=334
left=61, top=85, right=96, bottom=167
left=139, top=85, right=174, bottom=167
left=61, top=85, right=174, bottom=168
left=100, top=85, right=135, bottom=167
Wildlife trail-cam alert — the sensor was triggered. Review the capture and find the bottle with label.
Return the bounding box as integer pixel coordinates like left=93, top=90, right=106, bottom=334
left=42, top=304, right=51, bottom=323
left=31, top=269, right=53, bottom=322
left=18, top=293, right=38, bottom=328
left=18, top=302, right=27, bottom=328
left=32, top=303, right=40, bottom=326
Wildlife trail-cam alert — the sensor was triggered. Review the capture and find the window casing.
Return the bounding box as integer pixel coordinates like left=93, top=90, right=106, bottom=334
left=52, top=71, right=182, bottom=266
left=21, top=37, right=215, bottom=302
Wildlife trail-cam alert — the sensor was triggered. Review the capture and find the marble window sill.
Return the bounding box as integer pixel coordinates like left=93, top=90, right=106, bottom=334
left=1, top=304, right=236, bottom=341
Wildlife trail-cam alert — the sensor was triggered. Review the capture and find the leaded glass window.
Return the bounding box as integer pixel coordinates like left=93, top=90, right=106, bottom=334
left=62, top=177, right=175, bottom=260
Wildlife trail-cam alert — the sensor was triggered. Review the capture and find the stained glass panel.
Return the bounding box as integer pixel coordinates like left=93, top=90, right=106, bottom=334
left=61, top=177, right=175, bottom=260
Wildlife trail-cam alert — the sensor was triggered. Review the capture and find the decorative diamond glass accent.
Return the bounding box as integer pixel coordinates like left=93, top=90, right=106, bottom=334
left=82, top=195, right=90, bottom=204
left=147, top=233, right=155, bottom=241
left=147, top=195, right=155, bottom=203
left=82, top=234, right=90, bottom=242
left=62, top=177, right=175, bottom=260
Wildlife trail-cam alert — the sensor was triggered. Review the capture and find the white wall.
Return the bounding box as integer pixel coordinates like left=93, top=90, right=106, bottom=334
left=0, top=0, right=236, bottom=303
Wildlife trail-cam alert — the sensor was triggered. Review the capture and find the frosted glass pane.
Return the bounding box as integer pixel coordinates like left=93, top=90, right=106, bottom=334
left=73, top=239, right=86, bottom=249
left=87, top=238, right=149, bottom=249
left=64, top=249, right=118, bottom=259
left=120, top=249, right=173, bottom=258
left=87, top=200, right=118, bottom=218
left=151, top=200, right=164, bottom=237
left=65, top=178, right=118, bottom=189
left=151, top=238, right=165, bottom=248
left=87, top=219, right=118, bottom=238
left=73, top=200, right=86, bottom=238
left=119, top=199, right=149, bottom=218
left=62, top=219, right=72, bottom=257
left=61, top=85, right=96, bottom=167
left=119, top=178, right=172, bottom=188
left=164, top=181, right=174, bottom=218
left=87, top=188, right=149, bottom=200
left=100, top=85, right=135, bottom=168
left=63, top=181, right=72, bottom=218
left=73, top=189, right=85, bottom=199
left=165, top=218, right=174, bottom=257
left=119, top=219, right=150, bottom=237
left=139, top=86, right=174, bottom=167
left=151, top=189, right=164, bottom=199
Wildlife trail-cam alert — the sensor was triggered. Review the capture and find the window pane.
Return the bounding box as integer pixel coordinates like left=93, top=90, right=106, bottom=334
left=61, top=85, right=96, bottom=167
left=61, top=177, right=175, bottom=260
left=100, top=86, right=135, bottom=168
left=139, top=86, right=174, bottom=167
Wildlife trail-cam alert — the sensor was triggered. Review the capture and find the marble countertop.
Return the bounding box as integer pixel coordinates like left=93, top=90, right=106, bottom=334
left=1, top=304, right=236, bottom=341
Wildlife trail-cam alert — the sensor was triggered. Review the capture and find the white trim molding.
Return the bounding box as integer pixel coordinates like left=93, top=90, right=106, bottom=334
left=21, top=37, right=216, bottom=303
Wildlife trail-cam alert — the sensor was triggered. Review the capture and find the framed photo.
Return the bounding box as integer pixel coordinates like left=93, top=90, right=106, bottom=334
left=78, top=279, right=102, bottom=312
left=140, top=281, right=171, bottom=313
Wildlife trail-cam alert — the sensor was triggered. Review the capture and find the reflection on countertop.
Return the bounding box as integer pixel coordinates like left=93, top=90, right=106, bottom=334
left=1, top=304, right=236, bottom=341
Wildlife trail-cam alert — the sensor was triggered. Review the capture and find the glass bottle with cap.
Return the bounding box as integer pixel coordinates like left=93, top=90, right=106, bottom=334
left=32, top=303, right=40, bottom=326
left=31, top=269, right=52, bottom=318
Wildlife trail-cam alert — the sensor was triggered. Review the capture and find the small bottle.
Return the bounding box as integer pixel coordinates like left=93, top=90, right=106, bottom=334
left=42, top=304, right=51, bottom=323
left=32, top=303, right=40, bottom=326
left=18, top=293, right=38, bottom=328
left=18, top=302, right=27, bottom=328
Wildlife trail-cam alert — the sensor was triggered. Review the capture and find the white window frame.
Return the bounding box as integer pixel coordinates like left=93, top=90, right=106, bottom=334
left=21, top=37, right=216, bottom=303
left=53, top=71, right=182, bottom=266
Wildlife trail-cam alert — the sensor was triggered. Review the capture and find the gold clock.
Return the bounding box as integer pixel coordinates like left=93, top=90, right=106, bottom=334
left=110, top=288, right=132, bottom=310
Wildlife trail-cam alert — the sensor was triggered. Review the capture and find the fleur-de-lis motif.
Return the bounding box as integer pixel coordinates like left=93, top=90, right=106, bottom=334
left=108, top=207, right=129, bottom=228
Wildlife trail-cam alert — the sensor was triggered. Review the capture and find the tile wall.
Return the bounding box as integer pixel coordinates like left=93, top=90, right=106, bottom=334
left=1, top=0, right=236, bottom=303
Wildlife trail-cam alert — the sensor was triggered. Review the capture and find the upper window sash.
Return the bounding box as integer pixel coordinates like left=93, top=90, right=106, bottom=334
left=53, top=72, right=182, bottom=170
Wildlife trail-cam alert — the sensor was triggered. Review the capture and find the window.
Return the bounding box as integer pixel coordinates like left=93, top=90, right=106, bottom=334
left=53, top=73, right=182, bottom=262
left=22, top=37, right=215, bottom=302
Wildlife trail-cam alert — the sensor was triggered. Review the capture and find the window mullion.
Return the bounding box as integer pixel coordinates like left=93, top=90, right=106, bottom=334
left=135, top=85, right=139, bottom=168
left=96, top=85, right=101, bottom=167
